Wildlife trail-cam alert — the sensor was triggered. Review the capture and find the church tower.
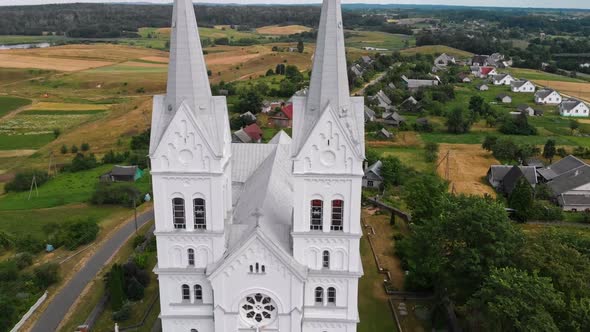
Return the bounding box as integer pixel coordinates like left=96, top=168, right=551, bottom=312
left=149, top=0, right=232, bottom=330
left=291, top=0, right=365, bottom=330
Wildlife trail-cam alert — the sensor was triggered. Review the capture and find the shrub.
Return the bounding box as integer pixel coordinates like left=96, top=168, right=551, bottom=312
left=133, top=253, right=149, bottom=270
left=132, top=235, right=146, bottom=249
left=14, top=252, right=33, bottom=270
left=123, top=261, right=150, bottom=287
left=424, top=142, right=439, bottom=162
left=112, top=302, right=131, bottom=322
left=108, top=264, right=126, bottom=311
left=5, top=170, right=49, bottom=192
left=33, top=263, right=59, bottom=288
left=70, top=145, right=78, bottom=153
left=0, top=261, right=19, bottom=281
left=125, top=277, right=145, bottom=301
left=58, top=218, right=99, bottom=250
left=53, top=128, right=61, bottom=139
left=102, top=150, right=128, bottom=164
left=65, top=153, right=97, bottom=172
left=14, top=235, right=44, bottom=253
left=530, top=201, right=564, bottom=222
left=81, top=143, right=90, bottom=151
left=60, top=144, right=68, bottom=154
left=0, top=231, right=14, bottom=251
left=91, top=183, right=140, bottom=207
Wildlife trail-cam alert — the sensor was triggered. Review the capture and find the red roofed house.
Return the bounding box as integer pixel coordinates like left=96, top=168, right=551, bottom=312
left=471, top=66, right=497, bottom=78
left=232, top=123, right=263, bottom=143
left=270, top=103, right=294, bottom=128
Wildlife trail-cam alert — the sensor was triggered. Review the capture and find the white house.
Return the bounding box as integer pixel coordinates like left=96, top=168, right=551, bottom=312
left=493, top=74, right=516, bottom=86
left=372, top=90, right=393, bottom=110
left=511, top=80, right=536, bottom=93
left=434, top=53, right=456, bottom=66
left=535, top=89, right=562, bottom=105
left=560, top=99, right=590, bottom=117
left=150, top=1, right=364, bottom=331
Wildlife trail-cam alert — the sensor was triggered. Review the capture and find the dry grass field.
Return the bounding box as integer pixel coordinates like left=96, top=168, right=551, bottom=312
left=533, top=80, right=590, bottom=103
left=401, top=45, right=474, bottom=58
left=256, top=25, right=312, bottom=35
left=0, top=54, right=113, bottom=72
left=31, top=102, right=111, bottom=111
left=437, top=144, right=498, bottom=197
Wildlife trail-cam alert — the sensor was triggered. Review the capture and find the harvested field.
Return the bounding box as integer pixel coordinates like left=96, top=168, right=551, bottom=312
left=4, top=44, right=169, bottom=63
left=437, top=144, right=498, bottom=197
left=139, top=56, right=169, bottom=63
left=257, top=25, right=312, bottom=35
left=32, top=102, right=111, bottom=111
left=0, top=54, right=113, bottom=72
left=0, top=149, right=36, bottom=158
left=533, top=80, right=590, bottom=103
left=579, top=119, right=590, bottom=124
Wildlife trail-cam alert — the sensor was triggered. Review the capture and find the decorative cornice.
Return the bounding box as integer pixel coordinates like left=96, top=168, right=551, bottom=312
left=154, top=267, right=207, bottom=275
left=154, top=230, right=224, bottom=237
left=292, top=231, right=361, bottom=239
left=307, top=270, right=362, bottom=278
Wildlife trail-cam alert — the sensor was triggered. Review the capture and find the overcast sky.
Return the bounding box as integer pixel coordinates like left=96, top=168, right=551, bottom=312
left=0, top=0, right=589, bottom=9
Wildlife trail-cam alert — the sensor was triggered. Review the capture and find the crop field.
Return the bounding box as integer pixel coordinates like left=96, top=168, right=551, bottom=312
left=507, top=68, right=586, bottom=83
left=29, top=102, right=111, bottom=111
left=256, top=25, right=312, bottom=35
left=0, top=53, right=114, bottom=72
left=400, top=45, right=474, bottom=58
left=533, top=80, right=590, bottom=103
left=0, top=96, right=31, bottom=117
left=0, top=134, right=54, bottom=150
left=345, top=30, right=415, bottom=50
left=0, top=113, right=104, bottom=135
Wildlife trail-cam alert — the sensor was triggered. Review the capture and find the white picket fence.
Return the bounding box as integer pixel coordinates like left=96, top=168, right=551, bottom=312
left=10, top=291, right=48, bottom=332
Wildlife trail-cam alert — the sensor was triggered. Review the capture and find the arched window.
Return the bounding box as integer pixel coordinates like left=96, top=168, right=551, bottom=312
left=327, top=287, right=336, bottom=305
left=249, top=265, right=253, bottom=273
left=261, top=265, right=265, bottom=273
left=331, top=200, right=344, bottom=231
left=190, top=329, right=198, bottom=332
left=322, top=250, right=330, bottom=269
left=181, top=284, right=190, bottom=301
left=255, top=263, right=259, bottom=273
left=193, top=198, right=206, bottom=230
left=194, top=284, right=202, bottom=301
left=187, top=249, right=195, bottom=266
left=173, top=198, right=186, bottom=229
left=310, top=200, right=323, bottom=231
left=314, top=287, right=324, bottom=305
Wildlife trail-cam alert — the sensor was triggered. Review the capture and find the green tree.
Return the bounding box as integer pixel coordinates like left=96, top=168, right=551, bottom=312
left=445, top=107, right=472, bottom=134
left=467, top=267, right=564, bottom=332
left=70, top=145, right=78, bottom=153
left=509, top=177, right=534, bottom=222
left=402, top=173, right=448, bottom=223
left=60, top=144, right=68, bottom=154
left=380, top=156, right=405, bottom=186
left=236, top=90, right=263, bottom=113
left=468, top=95, right=485, bottom=114
left=285, top=65, right=303, bottom=82
left=53, top=128, right=61, bottom=139
left=543, top=139, right=557, bottom=163
left=265, top=68, right=274, bottom=76
left=108, top=264, right=126, bottom=311
left=491, top=138, right=519, bottom=162
left=81, top=142, right=90, bottom=152
left=297, top=40, right=304, bottom=53
left=570, top=119, right=580, bottom=134
left=482, top=135, right=498, bottom=152
left=424, top=142, right=439, bottom=162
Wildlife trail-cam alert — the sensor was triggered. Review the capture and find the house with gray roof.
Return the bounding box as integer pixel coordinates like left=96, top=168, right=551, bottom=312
left=401, top=75, right=439, bottom=91
left=493, top=74, right=516, bottom=86
left=364, top=106, right=376, bottom=123
left=371, top=90, right=393, bottom=110
left=476, top=83, right=489, bottom=91
left=535, top=89, right=562, bottom=105
left=548, top=165, right=590, bottom=211
left=434, top=53, right=456, bottom=66
left=378, top=128, right=394, bottom=140
left=538, top=155, right=588, bottom=182
left=559, top=99, right=589, bottom=117
left=381, top=111, right=405, bottom=127
left=496, top=94, right=512, bottom=104
left=487, top=165, right=538, bottom=195
left=511, top=80, right=536, bottom=93
left=517, top=104, right=535, bottom=116
left=363, top=160, right=383, bottom=189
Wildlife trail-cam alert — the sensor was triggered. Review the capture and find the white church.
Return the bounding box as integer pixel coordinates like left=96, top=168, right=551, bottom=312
left=149, top=0, right=365, bottom=330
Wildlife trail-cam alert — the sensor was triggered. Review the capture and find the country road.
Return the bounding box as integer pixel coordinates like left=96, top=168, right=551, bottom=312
left=30, top=209, right=155, bottom=332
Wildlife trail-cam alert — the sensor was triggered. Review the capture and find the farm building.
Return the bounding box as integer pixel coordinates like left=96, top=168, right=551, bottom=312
left=401, top=75, right=439, bottom=91
left=363, top=160, right=383, bottom=189
left=269, top=104, right=293, bottom=128
left=511, top=80, right=536, bottom=93
left=100, top=166, right=143, bottom=183
left=487, top=165, right=538, bottom=195
left=434, top=53, right=456, bottom=66
left=371, top=90, right=393, bottom=110
left=381, top=111, right=405, bottom=127
left=378, top=128, right=394, bottom=139
left=559, top=99, right=590, bottom=117
left=535, top=89, right=562, bottom=105
left=538, top=155, right=588, bottom=182
left=492, top=74, right=516, bottom=86
left=548, top=165, right=590, bottom=211
left=496, top=94, right=512, bottom=104
left=476, top=83, right=489, bottom=91
left=232, top=123, right=263, bottom=143
left=364, top=106, right=376, bottom=123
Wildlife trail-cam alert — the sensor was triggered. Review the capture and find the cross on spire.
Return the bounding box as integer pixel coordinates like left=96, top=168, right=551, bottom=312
left=251, top=208, right=264, bottom=227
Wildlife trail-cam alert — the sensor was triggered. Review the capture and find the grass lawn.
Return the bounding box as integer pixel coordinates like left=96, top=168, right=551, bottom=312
left=419, top=131, right=590, bottom=146
left=0, top=134, right=54, bottom=149
left=346, top=30, right=415, bottom=50
left=359, top=235, right=398, bottom=332
left=372, top=146, right=435, bottom=173
left=0, top=96, right=32, bottom=117
left=0, top=204, right=125, bottom=239
left=507, top=68, right=586, bottom=83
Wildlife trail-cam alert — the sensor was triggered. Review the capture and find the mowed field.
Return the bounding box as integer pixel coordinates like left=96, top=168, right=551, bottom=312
left=256, top=25, right=312, bottom=35
left=400, top=45, right=474, bottom=58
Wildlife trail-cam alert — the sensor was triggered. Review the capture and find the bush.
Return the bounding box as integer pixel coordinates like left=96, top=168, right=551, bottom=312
left=33, top=263, right=59, bottom=288
left=0, top=261, right=19, bottom=281
left=14, top=252, right=33, bottom=270
left=70, top=145, right=78, bottom=153
left=14, top=235, right=44, bottom=253
left=125, top=277, right=145, bottom=301
left=530, top=201, right=564, bottom=222
left=65, top=153, right=97, bottom=172
left=60, top=144, right=68, bottom=154
left=112, top=302, right=131, bottom=322
left=102, top=150, right=128, bottom=164
left=424, top=142, right=439, bottom=162
left=5, top=170, right=49, bottom=192
left=81, top=143, right=90, bottom=151
left=133, top=253, right=149, bottom=270
left=91, top=182, right=140, bottom=207
left=132, top=235, right=146, bottom=249
left=58, top=218, right=99, bottom=250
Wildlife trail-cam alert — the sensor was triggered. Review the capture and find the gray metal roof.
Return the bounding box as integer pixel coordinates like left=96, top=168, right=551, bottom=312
left=511, top=80, right=530, bottom=88
left=538, top=155, right=587, bottom=181
left=488, top=165, right=537, bottom=187
left=111, top=166, right=138, bottom=177
left=558, top=194, right=590, bottom=207
left=365, top=160, right=383, bottom=180
left=548, top=165, right=590, bottom=195
left=535, top=89, right=556, bottom=99
left=560, top=99, right=585, bottom=111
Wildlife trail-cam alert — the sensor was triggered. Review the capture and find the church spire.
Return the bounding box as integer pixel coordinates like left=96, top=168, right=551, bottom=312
left=165, top=0, right=211, bottom=114
left=306, top=0, right=350, bottom=115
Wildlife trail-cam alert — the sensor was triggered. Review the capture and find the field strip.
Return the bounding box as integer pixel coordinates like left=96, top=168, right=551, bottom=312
left=256, top=25, right=312, bottom=35
left=205, top=53, right=261, bottom=65
left=119, top=61, right=167, bottom=68
left=0, top=54, right=114, bottom=71
left=0, top=149, right=37, bottom=158
left=139, top=56, right=169, bottom=63
left=32, top=102, right=111, bottom=111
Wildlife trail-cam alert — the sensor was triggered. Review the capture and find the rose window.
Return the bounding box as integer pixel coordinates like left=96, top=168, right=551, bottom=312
left=240, top=293, right=277, bottom=327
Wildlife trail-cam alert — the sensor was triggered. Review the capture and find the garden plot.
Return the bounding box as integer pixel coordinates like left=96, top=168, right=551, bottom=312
left=0, top=113, right=102, bottom=135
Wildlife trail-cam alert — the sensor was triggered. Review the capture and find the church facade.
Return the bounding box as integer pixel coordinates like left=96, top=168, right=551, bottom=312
left=149, top=0, right=365, bottom=331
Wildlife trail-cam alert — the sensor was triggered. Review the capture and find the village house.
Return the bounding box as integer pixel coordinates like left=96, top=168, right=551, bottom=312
left=434, top=53, right=456, bottom=66
left=546, top=161, right=590, bottom=211
left=511, top=80, right=536, bottom=93
left=269, top=103, right=293, bottom=128
left=363, top=160, right=384, bottom=189
left=517, top=104, right=535, bottom=116
left=232, top=123, right=263, bottom=143
left=401, top=75, right=439, bottom=91
left=458, top=73, right=472, bottom=83
left=239, top=111, right=257, bottom=123
left=471, top=66, right=497, bottom=78
left=487, top=165, right=538, bottom=195
left=377, top=128, right=394, bottom=140
left=400, top=96, right=421, bottom=112
left=349, top=64, right=364, bottom=78
left=361, top=55, right=373, bottom=65
left=535, top=89, right=562, bottom=105
left=476, top=83, right=489, bottom=91
left=496, top=94, right=512, bottom=104
left=492, top=74, right=516, bottom=86
left=371, top=90, right=393, bottom=110
left=559, top=99, right=590, bottom=117
left=381, top=111, right=405, bottom=127
left=471, top=55, right=490, bottom=67
left=364, top=106, right=376, bottom=123
left=538, top=155, right=588, bottom=182
left=100, top=165, right=143, bottom=183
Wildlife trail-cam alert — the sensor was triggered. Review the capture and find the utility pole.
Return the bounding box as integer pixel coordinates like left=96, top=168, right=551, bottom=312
left=133, top=196, right=138, bottom=234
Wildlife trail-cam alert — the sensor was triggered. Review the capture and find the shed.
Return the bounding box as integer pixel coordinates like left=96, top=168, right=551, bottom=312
left=100, top=166, right=143, bottom=182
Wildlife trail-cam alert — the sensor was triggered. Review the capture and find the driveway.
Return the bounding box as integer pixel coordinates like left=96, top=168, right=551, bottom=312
left=30, top=209, right=155, bottom=332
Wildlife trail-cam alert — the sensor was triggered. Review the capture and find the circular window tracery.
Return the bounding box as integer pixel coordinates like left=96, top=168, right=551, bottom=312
left=240, top=293, right=277, bottom=327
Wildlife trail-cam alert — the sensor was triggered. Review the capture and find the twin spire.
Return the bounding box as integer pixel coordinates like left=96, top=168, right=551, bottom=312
left=166, top=0, right=211, bottom=114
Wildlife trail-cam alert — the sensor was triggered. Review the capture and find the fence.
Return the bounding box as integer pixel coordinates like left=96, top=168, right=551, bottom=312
left=10, top=291, right=48, bottom=332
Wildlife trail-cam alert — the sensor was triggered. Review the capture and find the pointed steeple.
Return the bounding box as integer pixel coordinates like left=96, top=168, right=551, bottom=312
left=306, top=0, right=350, bottom=115
left=165, top=0, right=211, bottom=114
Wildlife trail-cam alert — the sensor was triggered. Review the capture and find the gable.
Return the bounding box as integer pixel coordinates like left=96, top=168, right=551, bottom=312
left=294, top=103, right=364, bottom=175
left=151, top=102, right=217, bottom=173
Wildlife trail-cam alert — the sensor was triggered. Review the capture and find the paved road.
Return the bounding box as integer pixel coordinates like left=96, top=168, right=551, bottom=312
left=30, top=209, right=154, bottom=332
